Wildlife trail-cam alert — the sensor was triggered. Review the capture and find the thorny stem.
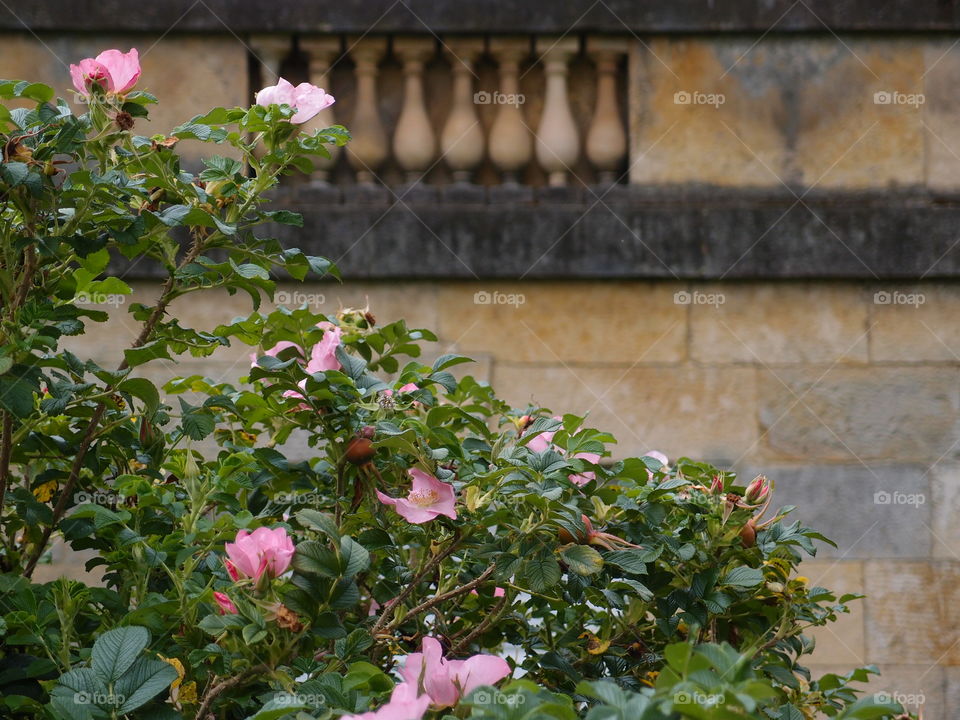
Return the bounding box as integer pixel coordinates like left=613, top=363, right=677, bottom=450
left=387, top=565, right=497, bottom=633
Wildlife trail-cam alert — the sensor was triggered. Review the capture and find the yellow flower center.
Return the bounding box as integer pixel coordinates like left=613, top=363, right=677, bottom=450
left=408, top=489, right=439, bottom=507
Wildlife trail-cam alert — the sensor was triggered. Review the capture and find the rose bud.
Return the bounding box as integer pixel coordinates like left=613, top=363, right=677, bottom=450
left=744, top=475, right=770, bottom=505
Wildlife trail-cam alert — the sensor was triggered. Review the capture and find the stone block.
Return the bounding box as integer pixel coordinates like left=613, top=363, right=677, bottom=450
left=737, top=465, right=931, bottom=558
left=436, top=281, right=687, bottom=364
left=870, top=283, right=960, bottom=362
left=689, top=282, right=868, bottom=364
left=799, top=560, right=867, bottom=666
left=757, top=367, right=960, bottom=462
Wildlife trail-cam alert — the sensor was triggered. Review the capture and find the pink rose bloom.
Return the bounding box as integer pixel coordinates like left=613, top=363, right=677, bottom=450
left=568, top=452, right=601, bottom=487
left=305, top=323, right=342, bottom=374
left=383, top=382, right=419, bottom=397
left=342, top=682, right=430, bottom=720
left=70, top=48, right=140, bottom=94
left=213, top=591, right=238, bottom=615
left=400, top=637, right=510, bottom=710
left=256, top=77, right=335, bottom=124
left=224, top=527, right=295, bottom=582
left=376, top=468, right=457, bottom=524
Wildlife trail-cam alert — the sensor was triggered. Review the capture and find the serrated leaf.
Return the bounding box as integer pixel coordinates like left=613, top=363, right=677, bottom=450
left=721, top=566, right=764, bottom=588
left=91, top=626, right=149, bottom=684
left=560, top=544, right=604, bottom=575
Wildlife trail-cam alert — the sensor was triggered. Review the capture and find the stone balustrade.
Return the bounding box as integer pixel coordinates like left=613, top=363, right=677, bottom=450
left=248, top=34, right=629, bottom=190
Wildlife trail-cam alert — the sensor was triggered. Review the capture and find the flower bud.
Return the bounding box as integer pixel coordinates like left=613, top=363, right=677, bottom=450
left=710, top=475, right=724, bottom=495
left=744, top=474, right=770, bottom=505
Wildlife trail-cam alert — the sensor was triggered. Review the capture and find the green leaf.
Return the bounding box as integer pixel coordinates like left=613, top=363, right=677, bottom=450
left=115, top=656, right=179, bottom=713
left=293, top=540, right=340, bottom=578
left=124, top=341, right=172, bottom=368
left=91, top=626, right=149, bottom=684
left=560, top=545, right=604, bottom=576
left=524, top=554, right=561, bottom=592
left=117, top=377, right=160, bottom=415
left=721, top=566, right=764, bottom=589
left=340, top=537, right=369, bottom=578
left=603, top=549, right=647, bottom=575
left=295, top=510, right=340, bottom=546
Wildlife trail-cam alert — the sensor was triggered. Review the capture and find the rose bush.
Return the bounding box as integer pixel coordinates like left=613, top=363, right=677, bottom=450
left=0, top=50, right=914, bottom=720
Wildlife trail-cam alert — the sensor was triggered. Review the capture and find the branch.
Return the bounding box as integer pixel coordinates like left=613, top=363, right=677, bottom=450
left=387, top=565, right=496, bottom=633
left=194, top=663, right=268, bottom=720
left=451, top=593, right=508, bottom=654
left=370, top=532, right=461, bottom=637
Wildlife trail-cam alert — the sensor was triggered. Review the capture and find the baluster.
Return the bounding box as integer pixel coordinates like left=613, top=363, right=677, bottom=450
left=535, top=37, right=580, bottom=187
left=393, top=37, right=437, bottom=184
left=488, top=38, right=532, bottom=184
left=300, top=37, right=341, bottom=185
left=441, top=38, right=485, bottom=184
left=250, top=36, right=290, bottom=161
left=250, top=34, right=289, bottom=87
left=346, top=38, right=388, bottom=185
left=586, top=38, right=627, bottom=185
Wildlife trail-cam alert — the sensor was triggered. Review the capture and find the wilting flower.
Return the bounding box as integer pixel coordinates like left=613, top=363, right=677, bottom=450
left=560, top=514, right=642, bottom=551
left=400, top=637, right=511, bottom=710
left=70, top=48, right=141, bottom=95
left=224, top=527, right=295, bottom=582
left=256, top=77, right=335, bottom=124
left=212, top=591, right=238, bottom=615
left=744, top=474, right=770, bottom=505
left=377, top=469, right=457, bottom=524
left=342, top=682, right=430, bottom=720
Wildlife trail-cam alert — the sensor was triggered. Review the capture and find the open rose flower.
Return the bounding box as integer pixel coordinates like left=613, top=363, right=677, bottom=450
left=342, top=682, right=430, bottom=720
left=70, top=48, right=141, bottom=95
left=256, top=77, right=335, bottom=124
left=224, top=527, right=295, bottom=582
left=376, top=468, right=456, bottom=524
left=400, top=637, right=510, bottom=710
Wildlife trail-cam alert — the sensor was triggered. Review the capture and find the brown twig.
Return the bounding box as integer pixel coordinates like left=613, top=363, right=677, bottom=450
left=371, top=532, right=462, bottom=637
left=194, top=663, right=269, bottom=720
left=451, top=593, right=508, bottom=654
left=387, top=565, right=497, bottom=633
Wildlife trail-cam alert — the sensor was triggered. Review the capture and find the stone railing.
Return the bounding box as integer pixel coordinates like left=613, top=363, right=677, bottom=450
left=250, top=34, right=629, bottom=192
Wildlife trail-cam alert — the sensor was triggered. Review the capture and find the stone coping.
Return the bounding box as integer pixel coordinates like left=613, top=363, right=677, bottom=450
left=4, top=0, right=960, bottom=34
left=109, top=186, right=960, bottom=280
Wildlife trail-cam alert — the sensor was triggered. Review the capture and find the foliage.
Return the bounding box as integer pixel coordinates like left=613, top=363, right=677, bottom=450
left=0, top=62, right=912, bottom=720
